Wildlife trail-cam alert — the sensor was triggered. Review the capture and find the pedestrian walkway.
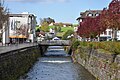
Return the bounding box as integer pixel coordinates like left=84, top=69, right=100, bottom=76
left=0, top=43, right=38, bottom=54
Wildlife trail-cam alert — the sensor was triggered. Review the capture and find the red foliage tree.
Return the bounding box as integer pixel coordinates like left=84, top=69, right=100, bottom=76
left=102, top=0, right=120, bottom=40
left=108, top=0, right=120, bottom=29
left=77, top=0, right=120, bottom=41
left=77, top=16, right=105, bottom=41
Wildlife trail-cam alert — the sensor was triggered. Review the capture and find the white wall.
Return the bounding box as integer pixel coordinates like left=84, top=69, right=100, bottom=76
left=117, top=31, right=120, bottom=40
left=2, top=22, right=10, bottom=44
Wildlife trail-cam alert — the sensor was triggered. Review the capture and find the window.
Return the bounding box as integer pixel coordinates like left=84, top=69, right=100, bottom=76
left=104, top=31, right=107, bottom=35
left=88, top=13, right=93, bottom=16
left=80, top=19, right=82, bottom=22
left=95, top=13, right=99, bottom=16
left=109, top=31, right=111, bottom=35
left=15, top=21, right=21, bottom=28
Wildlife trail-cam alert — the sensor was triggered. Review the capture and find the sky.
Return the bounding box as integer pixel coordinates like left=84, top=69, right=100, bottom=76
left=4, top=0, right=112, bottom=24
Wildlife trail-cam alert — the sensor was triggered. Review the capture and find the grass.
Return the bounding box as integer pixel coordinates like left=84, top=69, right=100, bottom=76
left=56, top=27, right=74, bottom=37
left=48, top=26, right=55, bottom=29
left=48, top=26, right=74, bottom=38
left=56, top=32, right=65, bottom=37
left=36, top=25, right=74, bottom=32
left=48, top=26, right=74, bottom=32
left=61, top=27, right=74, bottom=32
left=72, top=41, right=120, bottom=55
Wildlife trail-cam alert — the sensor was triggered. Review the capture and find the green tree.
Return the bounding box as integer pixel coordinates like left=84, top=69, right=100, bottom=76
left=62, top=30, right=74, bottom=40
left=59, top=22, right=63, bottom=27
left=35, top=25, right=40, bottom=32
left=41, top=21, right=49, bottom=32
left=54, top=26, right=58, bottom=33
left=40, top=17, right=55, bottom=25
left=57, top=26, right=61, bottom=32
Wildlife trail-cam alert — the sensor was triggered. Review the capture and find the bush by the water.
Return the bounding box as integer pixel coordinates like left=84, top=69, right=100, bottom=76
left=72, top=41, right=120, bottom=55
left=71, top=40, right=80, bottom=49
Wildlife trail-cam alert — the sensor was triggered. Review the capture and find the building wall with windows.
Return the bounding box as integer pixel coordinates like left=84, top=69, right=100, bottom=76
left=117, top=31, right=120, bottom=40
left=9, top=13, right=37, bottom=43
left=76, top=10, right=101, bottom=23
left=100, top=29, right=112, bottom=41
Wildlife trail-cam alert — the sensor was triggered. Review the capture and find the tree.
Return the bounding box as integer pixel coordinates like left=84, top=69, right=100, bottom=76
left=53, top=26, right=61, bottom=33
left=0, top=0, right=9, bottom=42
left=46, top=17, right=55, bottom=24
left=77, top=17, right=96, bottom=40
left=77, top=0, right=120, bottom=41
left=62, top=30, right=74, bottom=40
left=57, top=26, right=61, bottom=32
left=99, top=8, right=109, bottom=30
left=108, top=0, right=120, bottom=40
left=40, top=17, right=55, bottom=32
left=100, top=0, right=120, bottom=41
left=40, top=17, right=55, bottom=25
left=77, top=15, right=107, bottom=41
left=36, top=25, right=40, bottom=32
left=54, top=26, right=57, bottom=33
left=40, top=21, right=49, bottom=32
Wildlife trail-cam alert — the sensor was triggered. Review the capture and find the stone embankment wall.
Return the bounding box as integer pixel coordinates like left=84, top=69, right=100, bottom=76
left=72, top=48, right=120, bottom=80
left=0, top=45, right=47, bottom=80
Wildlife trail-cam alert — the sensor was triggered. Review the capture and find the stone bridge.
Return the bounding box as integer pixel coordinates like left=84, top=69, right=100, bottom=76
left=38, top=40, right=71, bottom=46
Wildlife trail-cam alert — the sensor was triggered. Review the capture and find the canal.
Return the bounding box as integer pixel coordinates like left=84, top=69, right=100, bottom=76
left=20, top=46, right=96, bottom=80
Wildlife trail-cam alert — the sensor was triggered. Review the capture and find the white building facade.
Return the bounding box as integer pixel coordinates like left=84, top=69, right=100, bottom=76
left=1, top=21, right=10, bottom=45
left=8, top=13, right=37, bottom=43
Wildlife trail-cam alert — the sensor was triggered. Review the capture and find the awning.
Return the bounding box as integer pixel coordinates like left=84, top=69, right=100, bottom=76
left=9, top=35, right=27, bottom=38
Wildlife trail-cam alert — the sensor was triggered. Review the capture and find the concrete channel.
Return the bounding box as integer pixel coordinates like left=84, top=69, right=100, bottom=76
left=20, top=46, right=96, bottom=80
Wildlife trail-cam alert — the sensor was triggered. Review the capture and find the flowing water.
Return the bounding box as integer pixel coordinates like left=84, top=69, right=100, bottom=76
left=20, top=46, right=96, bottom=80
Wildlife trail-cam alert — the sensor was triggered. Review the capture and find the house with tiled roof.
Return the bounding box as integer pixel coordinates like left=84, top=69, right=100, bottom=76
left=76, top=10, right=120, bottom=41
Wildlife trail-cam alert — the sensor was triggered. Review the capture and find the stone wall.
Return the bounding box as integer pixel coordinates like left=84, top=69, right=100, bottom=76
left=0, top=45, right=47, bottom=80
left=72, top=48, right=120, bottom=80
left=39, top=45, right=48, bottom=56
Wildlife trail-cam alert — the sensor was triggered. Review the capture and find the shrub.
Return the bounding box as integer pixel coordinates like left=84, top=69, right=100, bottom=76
left=62, top=30, right=74, bottom=40
left=72, top=40, right=80, bottom=49
left=74, top=41, right=120, bottom=55
left=80, top=41, right=88, bottom=47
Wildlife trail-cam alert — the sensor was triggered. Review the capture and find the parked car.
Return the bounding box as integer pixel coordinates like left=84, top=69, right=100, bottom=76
left=52, top=37, right=60, bottom=40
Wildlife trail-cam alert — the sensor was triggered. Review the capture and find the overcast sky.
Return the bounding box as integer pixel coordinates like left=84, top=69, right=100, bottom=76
left=5, top=0, right=111, bottom=24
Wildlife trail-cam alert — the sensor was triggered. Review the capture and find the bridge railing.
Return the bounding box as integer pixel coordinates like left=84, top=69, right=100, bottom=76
left=38, top=40, right=71, bottom=46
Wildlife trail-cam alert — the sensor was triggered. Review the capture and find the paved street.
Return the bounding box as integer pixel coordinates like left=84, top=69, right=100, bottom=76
left=0, top=43, right=38, bottom=54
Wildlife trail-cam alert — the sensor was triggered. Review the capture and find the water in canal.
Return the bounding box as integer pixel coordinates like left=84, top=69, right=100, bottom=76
left=20, top=46, right=96, bottom=80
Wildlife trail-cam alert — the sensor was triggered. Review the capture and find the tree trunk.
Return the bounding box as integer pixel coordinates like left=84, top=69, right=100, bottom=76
left=97, top=34, right=100, bottom=41
left=112, top=28, right=118, bottom=41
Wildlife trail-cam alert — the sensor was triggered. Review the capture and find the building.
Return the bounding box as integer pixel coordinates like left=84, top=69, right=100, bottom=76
left=8, top=13, right=37, bottom=43
left=1, top=20, right=9, bottom=45
left=77, top=10, right=102, bottom=23
left=76, top=10, right=120, bottom=41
